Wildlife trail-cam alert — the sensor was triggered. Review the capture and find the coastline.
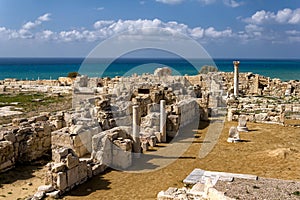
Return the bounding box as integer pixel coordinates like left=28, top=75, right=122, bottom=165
left=0, top=58, right=300, bottom=81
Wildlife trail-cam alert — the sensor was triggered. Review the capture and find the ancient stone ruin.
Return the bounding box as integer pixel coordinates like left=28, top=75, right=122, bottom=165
left=1, top=61, right=300, bottom=199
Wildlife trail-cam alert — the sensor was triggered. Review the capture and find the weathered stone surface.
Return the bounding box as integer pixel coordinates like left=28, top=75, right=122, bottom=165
left=67, top=166, right=79, bottom=187
left=52, top=147, right=69, bottom=163
left=32, top=191, right=45, bottom=200
left=45, top=190, right=60, bottom=199
left=227, top=127, right=240, bottom=143
left=57, top=172, right=67, bottom=191
left=51, top=163, right=66, bottom=173
left=78, top=161, right=88, bottom=182
left=66, top=154, right=79, bottom=169
left=38, top=185, right=54, bottom=193
left=92, top=164, right=106, bottom=176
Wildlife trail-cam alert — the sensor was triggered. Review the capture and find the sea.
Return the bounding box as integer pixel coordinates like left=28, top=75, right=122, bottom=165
left=0, top=58, right=299, bottom=81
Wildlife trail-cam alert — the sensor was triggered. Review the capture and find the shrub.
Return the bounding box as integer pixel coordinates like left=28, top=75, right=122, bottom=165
left=67, top=72, right=80, bottom=78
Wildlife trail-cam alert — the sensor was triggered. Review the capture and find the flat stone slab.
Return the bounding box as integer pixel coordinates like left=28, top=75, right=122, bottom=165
left=0, top=106, right=23, bottom=117
left=183, top=168, right=258, bottom=185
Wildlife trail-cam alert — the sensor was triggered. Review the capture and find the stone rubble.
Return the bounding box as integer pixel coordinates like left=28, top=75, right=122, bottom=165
left=0, top=62, right=299, bottom=199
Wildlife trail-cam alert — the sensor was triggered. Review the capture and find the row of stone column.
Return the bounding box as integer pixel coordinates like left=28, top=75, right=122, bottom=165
left=132, top=100, right=167, bottom=154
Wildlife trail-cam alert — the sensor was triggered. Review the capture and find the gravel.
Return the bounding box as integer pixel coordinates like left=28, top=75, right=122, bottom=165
left=214, top=177, right=300, bottom=200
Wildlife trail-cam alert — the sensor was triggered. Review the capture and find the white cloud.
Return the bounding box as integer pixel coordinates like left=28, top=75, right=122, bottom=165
left=38, top=13, right=51, bottom=22
left=223, top=0, right=243, bottom=8
left=3, top=16, right=298, bottom=46
left=245, top=8, right=300, bottom=25
left=189, top=27, right=204, bottom=38
left=22, top=21, right=37, bottom=30
left=204, top=27, right=232, bottom=38
left=94, top=20, right=115, bottom=29
left=155, top=0, right=185, bottom=5
left=22, top=13, right=51, bottom=30
left=286, top=30, right=300, bottom=35
left=245, top=24, right=263, bottom=32
left=288, top=9, right=300, bottom=24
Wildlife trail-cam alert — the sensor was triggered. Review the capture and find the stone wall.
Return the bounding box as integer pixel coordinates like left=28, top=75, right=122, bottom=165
left=0, top=112, right=66, bottom=172
left=0, top=78, right=73, bottom=94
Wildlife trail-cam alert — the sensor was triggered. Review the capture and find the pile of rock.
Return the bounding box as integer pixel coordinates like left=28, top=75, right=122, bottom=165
left=32, top=147, right=104, bottom=199
left=157, top=179, right=234, bottom=200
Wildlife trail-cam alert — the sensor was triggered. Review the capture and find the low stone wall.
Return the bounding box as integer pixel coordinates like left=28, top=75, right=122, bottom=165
left=31, top=147, right=107, bottom=199
left=0, top=112, right=67, bottom=172
left=226, top=96, right=300, bottom=124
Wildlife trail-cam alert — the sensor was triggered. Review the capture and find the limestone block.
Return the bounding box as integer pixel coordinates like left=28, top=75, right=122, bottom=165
left=52, top=147, right=69, bottom=163
left=66, top=154, right=79, bottom=169
left=34, top=115, right=48, bottom=122
left=149, top=135, right=157, bottom=147
left=33, top=191, right=45, bottom=200
left=92, top=164, right=106, bottom=176
left=0, top=160, right=14, bottom=172
left=57, top=172, right=67, bottom=191
left=92, top=132, right=112, bottom=166
left=38, top=185, right=54, bottom=193
left=51, top=129, right=73, bottom=148
left=51, top=163, right=66, bottom=173
left=155, top=132, right=161, bottom=143
left=86, top=164, right=92, bottom=178
left=4, top=131, right=16, bottom=143
left=67, top=166, right=78, bottom=187
left=208, top=187, right=234, bottom=200
left=43, top=137, right=51, bottom=148
left=112, top=146, right=132, bottom=169
left=12, top=118, right=28, bottom=126
left=45, top=190, right=60, bottom=199
left=78, top=161, right=88, bottom=182
left=118, top=140, right=132, bottom=151
left=255, top=113, right=268, bottom=121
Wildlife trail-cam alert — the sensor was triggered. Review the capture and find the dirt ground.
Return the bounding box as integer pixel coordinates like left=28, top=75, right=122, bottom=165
left=0, top=120, right=300, bottom=200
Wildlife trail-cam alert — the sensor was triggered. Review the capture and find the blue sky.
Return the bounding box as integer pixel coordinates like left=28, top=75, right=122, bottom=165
left=0, top=0, right=299, bottom=58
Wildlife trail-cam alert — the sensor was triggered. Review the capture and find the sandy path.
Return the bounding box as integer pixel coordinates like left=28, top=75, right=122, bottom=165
left=63, top=121, right=300, bottom=200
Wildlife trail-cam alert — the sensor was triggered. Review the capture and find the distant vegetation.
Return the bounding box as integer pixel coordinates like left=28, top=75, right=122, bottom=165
left=199, top=65, right=218, bottom=74
left=67, top=72, right=80, bottom=78
left=0, top=93, right=62, bottom=110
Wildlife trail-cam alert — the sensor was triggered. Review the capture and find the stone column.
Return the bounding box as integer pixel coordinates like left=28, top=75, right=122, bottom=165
left=160, top=100, right=167, bottom=142
left=132, top=105, right=141, bottom=154
left=233, top=61, right=240, bottom=97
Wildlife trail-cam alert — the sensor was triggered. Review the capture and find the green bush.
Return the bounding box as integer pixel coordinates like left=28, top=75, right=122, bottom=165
left=67, top=72, right=80, bottom=78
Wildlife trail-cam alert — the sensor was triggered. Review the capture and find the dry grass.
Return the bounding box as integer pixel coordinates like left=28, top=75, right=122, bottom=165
left=1, top=121, right=299, bottom=200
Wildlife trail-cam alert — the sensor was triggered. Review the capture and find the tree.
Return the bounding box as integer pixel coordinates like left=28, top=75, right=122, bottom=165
left=199, top=65, right=218, bottom=74
left=67, top=72, right=80, bottom=78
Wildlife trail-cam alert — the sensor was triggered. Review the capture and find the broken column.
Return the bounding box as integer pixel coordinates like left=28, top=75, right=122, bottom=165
left=233, top=61, right=240, bottom=97
left=132, top=105, right=141, bottom=154
left=237, top=115, right=248, bottom=132
left=160, top=100, right=167, bottom=142
left=227, top=127, right=240, bottom=143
